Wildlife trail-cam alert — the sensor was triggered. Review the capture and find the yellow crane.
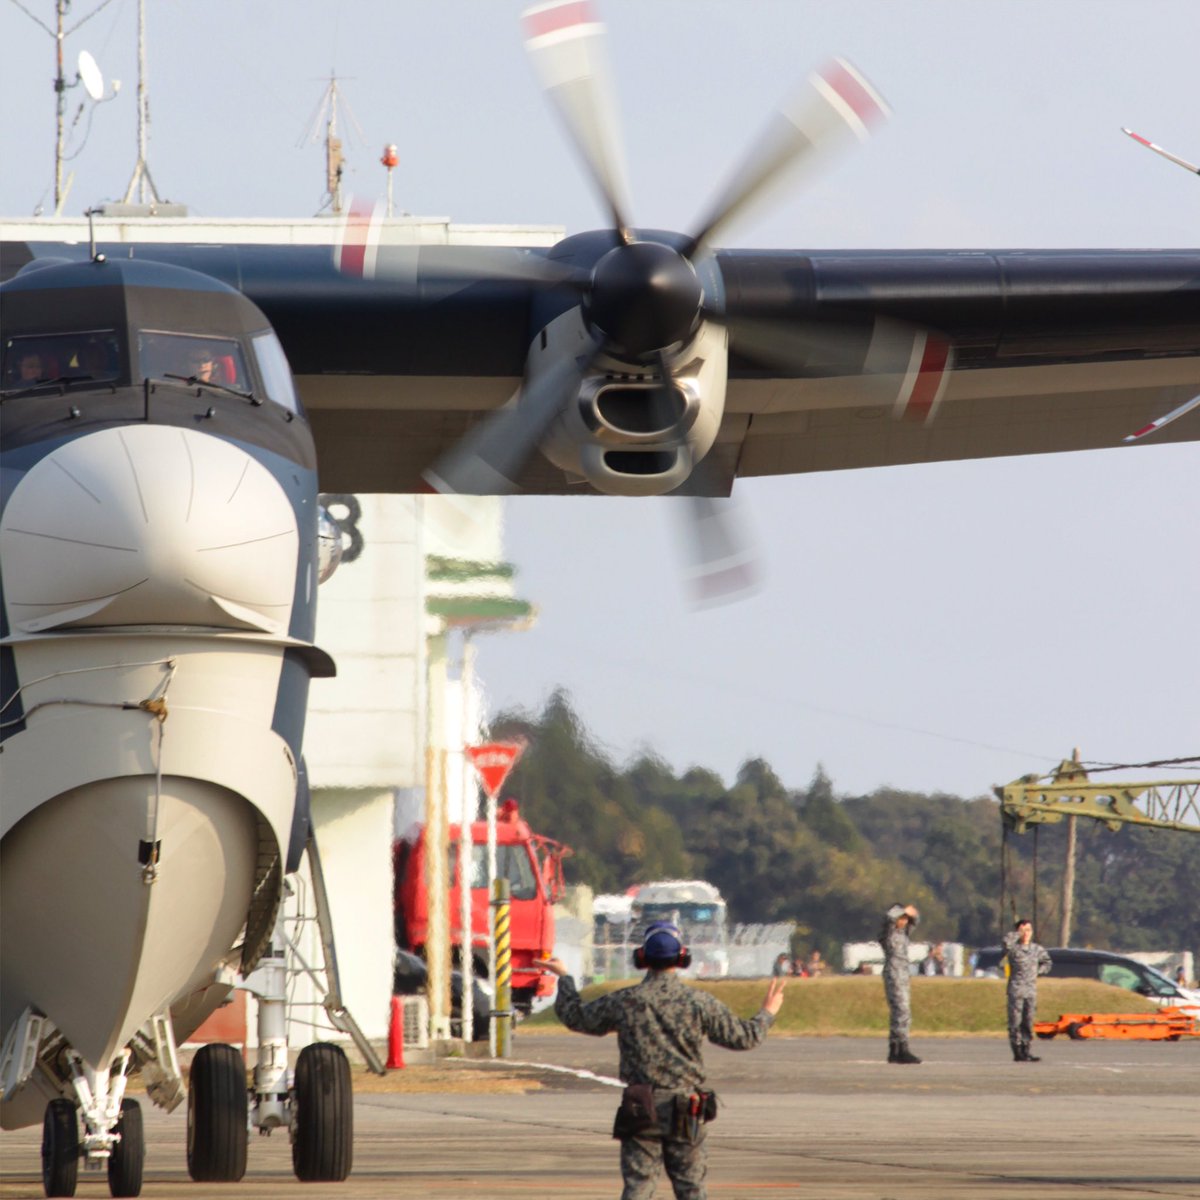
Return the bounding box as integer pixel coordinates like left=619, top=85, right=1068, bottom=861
left=995, top=752, right=1200, bottom=943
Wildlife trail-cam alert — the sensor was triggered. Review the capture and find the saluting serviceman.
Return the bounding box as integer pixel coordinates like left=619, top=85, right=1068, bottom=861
left=880, top=903, right=921, bottom=1064
left=1002, top=918, right=1052, bottom=1061
left=538, top=922, right=786, bottom=1200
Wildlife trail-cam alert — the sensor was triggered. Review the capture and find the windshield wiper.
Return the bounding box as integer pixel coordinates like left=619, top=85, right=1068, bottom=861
left=1, top=374, right=84, bottom=403
left=0, top=375, right=107, bottom=403
left=159, top=373, right=260, bottom=405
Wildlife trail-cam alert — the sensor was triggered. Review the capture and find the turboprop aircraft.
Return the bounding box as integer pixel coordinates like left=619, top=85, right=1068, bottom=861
left=1, top=1, right=1199, bottom=1197
left=0, top=252, right=371, bottom=1197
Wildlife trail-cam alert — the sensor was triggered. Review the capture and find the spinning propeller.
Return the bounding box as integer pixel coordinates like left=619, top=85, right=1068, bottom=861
left=341, top=0, right=953, bottom=605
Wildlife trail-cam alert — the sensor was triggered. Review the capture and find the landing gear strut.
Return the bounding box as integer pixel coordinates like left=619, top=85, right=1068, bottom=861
left=236, top=828, right=377, bottom=1180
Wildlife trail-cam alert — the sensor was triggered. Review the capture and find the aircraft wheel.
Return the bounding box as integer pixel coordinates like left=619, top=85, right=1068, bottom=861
left=41, top=1098, right=79, bottom=1198
left=1035, top=1032, right=1055, bottom=1040
left=1066, top=1022, right=1085, bottom=1040
left=107, top=1098, right=144, bottom=1198
left=187, top=1043, right=248, bottom=1182
left=291, top=1042, right=353, bottom=1182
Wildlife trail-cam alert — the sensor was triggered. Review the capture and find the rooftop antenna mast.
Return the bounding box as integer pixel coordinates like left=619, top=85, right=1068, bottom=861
left=121, top=0, right=163, bottom=205
left=14, top=0, right=116, bottom=215
left=302, top=73, right=365, bottom=216
left=54, top=0, right=69, bottom=211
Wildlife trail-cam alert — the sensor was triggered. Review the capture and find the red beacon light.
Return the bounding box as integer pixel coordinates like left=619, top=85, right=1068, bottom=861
left=380, top=143, right=399, bottom=169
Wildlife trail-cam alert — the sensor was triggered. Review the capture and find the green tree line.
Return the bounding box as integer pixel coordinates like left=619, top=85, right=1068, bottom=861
left=493, top=691, right=1200, bottom=960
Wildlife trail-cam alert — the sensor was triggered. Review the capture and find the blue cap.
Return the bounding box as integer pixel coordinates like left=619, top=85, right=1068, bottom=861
left=642, top=922, right=683, bottom=965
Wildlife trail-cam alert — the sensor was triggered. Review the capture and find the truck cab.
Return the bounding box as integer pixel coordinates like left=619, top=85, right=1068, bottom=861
left=393, top=800, right=569, bottom=1013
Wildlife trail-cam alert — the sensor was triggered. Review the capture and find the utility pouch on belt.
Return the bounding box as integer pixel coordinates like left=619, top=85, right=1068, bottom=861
left=612, top=1083, right=660, bottom=1140
left=671, top=1090, right=717, bottom=1143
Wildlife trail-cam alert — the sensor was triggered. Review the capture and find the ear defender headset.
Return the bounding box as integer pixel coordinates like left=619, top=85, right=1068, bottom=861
left=633, top=921, right=692, bottom=970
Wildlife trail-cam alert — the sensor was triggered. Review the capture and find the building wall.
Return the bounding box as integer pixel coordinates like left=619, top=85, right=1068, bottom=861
left=301, top=493, right=519, bottom=1041
left=307, top=787, right=397, bottom=1040
left=303, top=496, right=425, bottom=1039
left=306, top=495, right=425, bottom=789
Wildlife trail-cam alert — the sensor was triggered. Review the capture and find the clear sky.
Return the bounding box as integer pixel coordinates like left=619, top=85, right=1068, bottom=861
left=2, top=0, right=1196, bottom=798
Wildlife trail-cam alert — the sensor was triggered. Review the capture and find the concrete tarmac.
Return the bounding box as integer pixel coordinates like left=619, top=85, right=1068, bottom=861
left=2, top=1034, right=1197, bottom=1199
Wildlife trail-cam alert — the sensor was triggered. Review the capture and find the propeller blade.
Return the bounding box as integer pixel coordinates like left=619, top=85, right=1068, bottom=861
left=685, top=58, right=889, bottom=257
left=522, top=0, right=634, bottom=242
left=714, top=310, right=953, bottom=425
left=679, top=493, right=761, bottom=609
left=334, top=201, right=588, bottom=290
left=1124, top=392, right=1200, bottom=442
left=1121, top=127, right=1200, bottom=176
left=333, top=196, right=383, bottom=280
left=423, top=338, right=602, bottom=495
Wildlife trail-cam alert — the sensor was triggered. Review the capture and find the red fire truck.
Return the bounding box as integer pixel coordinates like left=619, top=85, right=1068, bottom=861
left=392, top=799, right=570, bottom=1013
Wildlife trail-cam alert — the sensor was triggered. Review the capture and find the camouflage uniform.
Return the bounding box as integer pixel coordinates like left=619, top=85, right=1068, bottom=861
left=1002, top=932, right=1052, bottom=1060
left=879, top=908, right=921, bottom=1063
left=881, top=921, right=912, bottom=1041
left=555, top=970, right=774, bottom=1200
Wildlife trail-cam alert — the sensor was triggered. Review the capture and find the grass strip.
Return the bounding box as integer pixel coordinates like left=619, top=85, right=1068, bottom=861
left=523, top=976, right=1160, bottom=1036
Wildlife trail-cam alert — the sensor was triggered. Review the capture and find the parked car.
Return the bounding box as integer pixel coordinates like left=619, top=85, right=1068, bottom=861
left=972, top=946, right=1200, bottom=1008
left=393, top=948, right=492, bottom=1040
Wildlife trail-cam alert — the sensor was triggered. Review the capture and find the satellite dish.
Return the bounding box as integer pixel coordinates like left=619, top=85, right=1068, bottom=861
left=77, top=50, right=104, bottom=101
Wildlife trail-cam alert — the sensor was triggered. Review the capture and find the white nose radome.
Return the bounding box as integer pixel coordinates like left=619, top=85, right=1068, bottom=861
left=1, top=426, right=299, bottom=635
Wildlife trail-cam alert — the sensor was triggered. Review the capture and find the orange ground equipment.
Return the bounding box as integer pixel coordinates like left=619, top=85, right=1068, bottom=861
left=1034, top=1010, right=1200, bottom=1041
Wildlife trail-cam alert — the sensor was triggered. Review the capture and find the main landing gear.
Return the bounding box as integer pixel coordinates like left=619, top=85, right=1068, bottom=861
left=183, top=1038, right=354, bottom=1185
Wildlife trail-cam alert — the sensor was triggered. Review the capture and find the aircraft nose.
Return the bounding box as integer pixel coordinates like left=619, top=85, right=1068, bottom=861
left=1, top=426, right=300, bottom=634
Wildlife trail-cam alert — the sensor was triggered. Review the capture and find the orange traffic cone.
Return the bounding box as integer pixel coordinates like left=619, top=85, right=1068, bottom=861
left=387, top=995, right=405, bottom=1069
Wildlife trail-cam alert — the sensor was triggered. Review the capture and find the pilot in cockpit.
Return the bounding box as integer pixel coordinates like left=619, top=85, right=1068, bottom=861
left=185, top=344, right=221, bottom=384
left=16, top=350, right=45, bottom=382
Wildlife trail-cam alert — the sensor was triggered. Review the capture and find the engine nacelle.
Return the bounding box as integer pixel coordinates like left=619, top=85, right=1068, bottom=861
left=531, top=307, right=729, bottom=496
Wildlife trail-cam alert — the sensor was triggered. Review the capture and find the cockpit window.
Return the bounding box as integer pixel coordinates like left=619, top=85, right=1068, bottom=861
left=251, top=330, right=301, bottom=414
left=138, top=331, right=249, bottom=390
left=2, top=331, right=121, bottom=388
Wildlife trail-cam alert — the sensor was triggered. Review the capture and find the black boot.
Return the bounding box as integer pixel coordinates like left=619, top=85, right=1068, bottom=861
left=895, top=1040, right=921, bottom=1064
left=1024, top=1046, right=1041, bottom=1062
left=1012, top=1043, right=1027, bottom=1062
left=887, top=1038, right=899, bottom=1063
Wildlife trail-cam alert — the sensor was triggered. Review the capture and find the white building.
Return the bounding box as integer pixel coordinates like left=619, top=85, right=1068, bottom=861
left=299, top=494, right=534, bottom=1046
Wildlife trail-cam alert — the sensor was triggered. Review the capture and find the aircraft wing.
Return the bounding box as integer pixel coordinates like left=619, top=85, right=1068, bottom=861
left=717, top=248, right=1200, bottom=482
left=4, top=239, right=1198, bottom=494
left=275, top=244, right=1200, bottom=493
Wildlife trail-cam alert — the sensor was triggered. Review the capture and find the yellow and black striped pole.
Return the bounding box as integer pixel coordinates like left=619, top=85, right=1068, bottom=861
left=492, top=878, right=512, bottom=1058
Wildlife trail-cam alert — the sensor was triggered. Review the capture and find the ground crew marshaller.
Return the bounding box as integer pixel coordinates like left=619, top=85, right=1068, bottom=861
left=879, top=903, right=921, bottom=1064
left=538, top=922, right=786, bottom=1200
left=1002, top=917, right=1051, bottom=1061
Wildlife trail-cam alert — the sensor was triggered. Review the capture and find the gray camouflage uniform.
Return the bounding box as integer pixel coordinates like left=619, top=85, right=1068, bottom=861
left=555, top=970, right=774, bottom=1200
left=1002, top=932, right=1052, bottom=1057
left=881, top=920, right=913, bottom=1040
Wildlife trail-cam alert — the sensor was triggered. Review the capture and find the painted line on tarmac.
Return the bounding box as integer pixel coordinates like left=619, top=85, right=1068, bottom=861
left=472, top=1059, right=623, bottom=1088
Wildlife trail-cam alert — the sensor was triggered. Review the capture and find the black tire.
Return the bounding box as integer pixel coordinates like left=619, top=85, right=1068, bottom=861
left=1035, top=1031, right=1055, bottom=1040
left=42, top=1098, right=79, bottom=1198
left=187, top=1043, right=248, bottom=1182
left=292, top=1042, right=353, bottom=1183
left=107, top=1098, right=144, bottom=1198
left=1066, top=1022, right=1085, bottom=1040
